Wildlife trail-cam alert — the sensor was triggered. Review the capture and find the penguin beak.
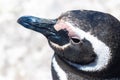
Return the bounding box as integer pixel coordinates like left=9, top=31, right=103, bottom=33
left=17, top=16, right=69, bottom=45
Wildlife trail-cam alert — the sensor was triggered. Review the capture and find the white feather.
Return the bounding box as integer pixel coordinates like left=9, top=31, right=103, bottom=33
left=50, top=41, right=70, bottom=50
left=52, top=57, right=67, bottom=80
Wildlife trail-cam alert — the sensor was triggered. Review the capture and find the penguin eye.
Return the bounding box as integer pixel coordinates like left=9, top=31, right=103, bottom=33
left=71, top=37, right=80, bottom=44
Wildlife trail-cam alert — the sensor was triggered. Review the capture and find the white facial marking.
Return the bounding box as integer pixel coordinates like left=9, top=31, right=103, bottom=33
left=65, top=22, right=111, bottom=71
left=50, top=41, right=71, bottom=50
left=52, top=57, right=67, bottom=80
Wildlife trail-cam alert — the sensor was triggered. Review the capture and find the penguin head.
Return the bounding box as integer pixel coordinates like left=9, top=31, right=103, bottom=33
left=18, top=10, right=120, bottom=74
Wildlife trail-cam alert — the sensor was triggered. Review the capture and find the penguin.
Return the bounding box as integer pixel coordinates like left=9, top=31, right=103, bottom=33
left=17, top=10, right=120, bottom=80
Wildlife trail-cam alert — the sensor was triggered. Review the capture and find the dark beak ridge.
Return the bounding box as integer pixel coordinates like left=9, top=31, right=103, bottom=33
left=17, top=16, right=69, bottom=45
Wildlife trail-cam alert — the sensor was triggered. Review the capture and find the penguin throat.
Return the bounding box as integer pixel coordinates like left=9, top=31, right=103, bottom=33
left=54, top=22, right=111, bottom=72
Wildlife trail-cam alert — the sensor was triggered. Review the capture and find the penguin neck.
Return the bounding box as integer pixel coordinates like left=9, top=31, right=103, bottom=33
left=52, top=54, right=87, bottom=80
left=52, top=54, right=120, bottom=79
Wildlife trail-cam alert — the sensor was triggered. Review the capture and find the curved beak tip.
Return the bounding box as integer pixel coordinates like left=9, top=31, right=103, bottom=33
left=17, top=16, right=35, bottom=25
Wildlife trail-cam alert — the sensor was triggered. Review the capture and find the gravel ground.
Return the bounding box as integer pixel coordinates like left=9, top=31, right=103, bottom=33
left=0, top=0, right=120, bottom=80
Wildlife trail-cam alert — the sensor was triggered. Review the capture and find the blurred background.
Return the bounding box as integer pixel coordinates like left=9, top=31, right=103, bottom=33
left=0, top=0, right=120, bottom=80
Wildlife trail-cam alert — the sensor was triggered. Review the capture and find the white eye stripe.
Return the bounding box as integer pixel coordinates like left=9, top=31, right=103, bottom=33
left=65, top=22, right=111, bottom=71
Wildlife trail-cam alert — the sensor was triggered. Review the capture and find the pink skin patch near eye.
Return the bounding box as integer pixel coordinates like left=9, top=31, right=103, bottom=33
left=54, top=21, right=80, bottom=39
